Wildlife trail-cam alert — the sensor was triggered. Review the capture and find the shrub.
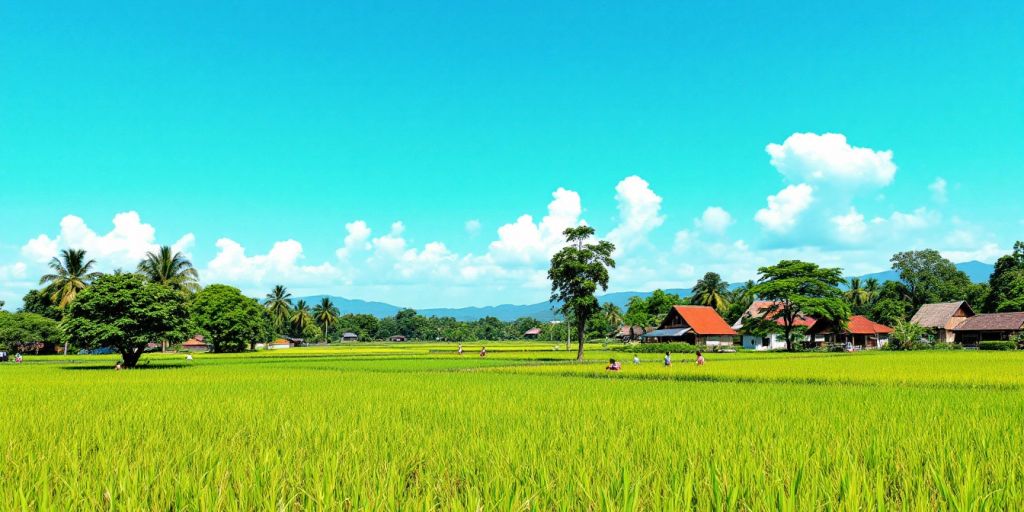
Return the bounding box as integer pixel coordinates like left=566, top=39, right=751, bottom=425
left=978, top=340, right=1016, bottom=351
left=612, top=342, right=698, bottom=354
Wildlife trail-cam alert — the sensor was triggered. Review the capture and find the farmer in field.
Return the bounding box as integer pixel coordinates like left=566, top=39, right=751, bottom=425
left=458, top=344, right=463, bottom=355
left=480, top=346, right=487, bottom=357
left=606, top=358, right=621, bottom=371
left=632, top=354, right=640, bottom=365
left=663, top=352, right=671, bottom=366
left=186, top=353, right=193, bottom=362
left=696, top=351, right=705, bottom=366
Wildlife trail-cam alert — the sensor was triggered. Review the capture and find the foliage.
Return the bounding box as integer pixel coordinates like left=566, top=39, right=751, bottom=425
left=984, top=241, right=1024, bottom=313
left=19, top=289, right=63, bottom=321
left=39, top=248, right=103, bottom=309
left=190, top=284, right=272, bottom=352
left=62, top=273, right=188, bottom=367
left=750, top=260, right=850, bottom=350
left=290, top=300, right=314, bottom=337
left=264, top=285, right=293, bottom=333
left=888, top=319, right=930, bottom=350
left=691, top=272, right=730, bottom=314
left=313, top=297, right=340, bottom=341
left=890, top=249, right=972, bottom=309
left=548, top=226, right=616, bottom=361
left=137, top=245, right=200, bottom=294
left=0, top=311, right=61, bottom=352
left=978, top=340, right=1016, bottom=351
left=625, top=289, right=684, bottom=319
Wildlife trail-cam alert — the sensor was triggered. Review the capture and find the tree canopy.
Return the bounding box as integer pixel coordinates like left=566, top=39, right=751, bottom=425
left=0, top=312, right=61, bottom=352
left=750, top=260, right=850, bottom=351
left=39, top=248, right=103, bottom=309
left=890, top=250, right=972, bottom=309
left=63, top=273, right=188, bottom=367
left=548, top=226, right=615, bottom=361
left=190, top=284, right=272, bottom=352
left=137, top=245, right=200, bottom=294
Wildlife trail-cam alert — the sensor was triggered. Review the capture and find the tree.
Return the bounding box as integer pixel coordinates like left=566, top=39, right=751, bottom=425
left=890, top=250, right=972, bottom=309
left=63, top=273, right=187, bottom=367
left=39, top=248, right=103, bottom=309
left=313, top=297, right=340, bottom=342
left=996, top=271, right=1024, bottom=312
left=845, top=277, right=872, bottom=315
left=548, top=226, right=616, bottom=361
left=691, top=272, right=730, bottom=313
left=889, top=318, right=929, bottom=350
left=291, top=300, right=313, bottom=337
left=137, top=245, right=200, bottom=294
left=190, top=284, right=271, bottom=352
left=750, top=260, right=850, bottom=351
left=985, top=242, right=1024, bottom=312
left=0, top=312, right=61, bottom=353
left=602, top=302, right=623, bottom=328
left=264, top=285, right=293, bottom=333
left=19, top=289, right=62, bottom=321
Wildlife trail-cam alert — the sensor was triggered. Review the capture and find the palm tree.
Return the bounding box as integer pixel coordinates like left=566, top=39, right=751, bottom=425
left=691, top=272, right=731, bottom=313
left=846, top=277, right=871, bottom=308
left=313, top=297, right=340, bottom=342
left=39, top=249, right=102, bottom=309
left=730, top=280, right=757, bottom=306
left=291, top=300, right=313, bottom=337
left=602, top=302, right=623, bottom=328
left=137, top=246, right=200, bottom=293
left=265, top=285, right=292, bottom=333
left=864, top=278, right=880, bottom=303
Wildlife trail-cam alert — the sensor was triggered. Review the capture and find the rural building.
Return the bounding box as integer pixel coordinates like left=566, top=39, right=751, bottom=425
left=731, top=301, right=816, bottom=350
left=181, top=335, right=210, bottom=352
left=269, top=338, right=293, bottom=350
left=341, top=332, right=358, bottom=342
left=910, top=301, right=974, bottom=343
left=952, top=312, right=1024, bottom=345
left=806, top=315, right=892, bottom=349
left=614, top=325, right=652, bottom=341
left=523, top=328, right=542, bottom=339
left=388, top=335, right=408, bottom=342
left=642, top=306, right=737, bottom=346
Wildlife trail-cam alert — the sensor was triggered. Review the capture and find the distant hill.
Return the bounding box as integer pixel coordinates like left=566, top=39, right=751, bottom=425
left=296, top=261, right=995, bottom=322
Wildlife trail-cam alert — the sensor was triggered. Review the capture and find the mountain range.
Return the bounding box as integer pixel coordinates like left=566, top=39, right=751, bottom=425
left=296, top=261, right=995, bottom=322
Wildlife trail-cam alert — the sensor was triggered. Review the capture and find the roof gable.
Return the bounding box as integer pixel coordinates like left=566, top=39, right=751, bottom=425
left=911, top=301, right=975, bottom=329
left=808, top=315, right=892, bottom=335
left=662, top=306, right=737, bottom=335
left=955, top=312, right=1024, bottom=332
left=733, top=301, right=816, bottom=330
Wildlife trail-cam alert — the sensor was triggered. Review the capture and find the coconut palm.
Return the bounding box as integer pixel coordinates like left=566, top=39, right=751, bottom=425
left=291, top=300, right=313, bottom=336
left=691, top=272, right=731, bottom=313
left=846, top=277, right=871, bottom=308
left=602, top=302, right=623, bottom=327
left=264, top=285, right=293, bottom=332
left=313, top=297, right=340, bottom=342
left=864, top=278, right=880, bottom=303
left=137, top=245, right=200, bottom=293
left=39, top=248, right=103, bottom=309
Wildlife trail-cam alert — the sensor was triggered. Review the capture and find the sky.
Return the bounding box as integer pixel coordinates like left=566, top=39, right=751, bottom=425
left=1, top=1, right=1023, bottom=309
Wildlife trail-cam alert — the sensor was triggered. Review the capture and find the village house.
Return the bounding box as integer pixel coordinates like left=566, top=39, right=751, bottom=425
left=731, top=301, right=816, bottom=350
left=341, top=332, right=359, bottom=342
left=614, top=325, right=652, bottom=342
left=952, top=312, right=1024, bottom=345
left=805, top=315, right=892, bottom=349
left=269, top=338, right=299, bottom=350
left=910, top=301, right=974, bottom=343
left=642, top=305, right=737, bottom=346
left=523, top=328, right=542, bottom=339
left=388, top=335, right=408, bottom=342
left=181, top=335, right=210, bottom=352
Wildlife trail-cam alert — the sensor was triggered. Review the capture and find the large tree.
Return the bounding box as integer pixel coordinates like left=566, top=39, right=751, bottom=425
left=19, top=289, right=62, bottom=321
left=750, top=260, right=850, bottom=351
left=291, top=300, right=314, bottom=337
left=691, top=272, right=730, bottom=313
left=39, top=248, right=103, bottom=309
left=548, top=226, right=616, bottom=361
left=137, top=245, right=200, bottom=294
left=0, top=312, right=61, bottom=353
left=63, top=273, right=188, bottom=367
left=190, top=285, right=271, bottom=352
left=845, top=277, right=872, bottom=315
left=890, top=249, right=972, bottom=309
left=264, top=285, right=293, bottom=333
left=313, top=297, right=340, bottom=342
left=985, top=241, right=1024, bottom=312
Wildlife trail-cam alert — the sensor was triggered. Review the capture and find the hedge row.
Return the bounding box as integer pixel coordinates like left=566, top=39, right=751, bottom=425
left=611, top=342, right=699, bottom=354
left=978, top=340, right=1017, bottom=351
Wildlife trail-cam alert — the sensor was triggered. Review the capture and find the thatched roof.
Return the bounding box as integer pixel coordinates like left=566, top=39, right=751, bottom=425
left=955, top=312, right=1024, bottom=332
left=911, top=301, right=974, bottom=329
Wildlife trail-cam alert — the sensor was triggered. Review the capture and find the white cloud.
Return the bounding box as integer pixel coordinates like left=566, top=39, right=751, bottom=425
left=606, top=176, right=665, bottom=252
left=0, top=262, right=27, bottom=281
left=880, top=207, right=939, bottom=231
left=205, top=238, right=339, bottom=288
left=766, top=133, right=896, bottom=187
left=487, top=187, right=582, bottom=265
left=929, top=177, right=948, bottom=203
left=696, top=206, right=733, bottom=234
left=465, top=219, right=481, bottom=236
left=21, top=235, right=58, bottom=263
left=673, top=230, right=693, bottom=253
left=831, top=208, right=868, bottom=243
left=336, top=220, right=373, bottom=260
left=754, top=184, right=814, bottom=233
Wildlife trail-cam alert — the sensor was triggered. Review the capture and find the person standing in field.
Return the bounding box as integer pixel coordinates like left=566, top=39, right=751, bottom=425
left=458, top=344, right=463, bottom=356
left=15, top=353, right=23, bottom=363
left=186, top=353, right=193, bottom=362
left=480, top=347, right=487, bottom=357
left=663, top=352, right=671, bottom=366
left=633, top=354, right=640, bottom=365
left=696, top=350, right=705, bottom=366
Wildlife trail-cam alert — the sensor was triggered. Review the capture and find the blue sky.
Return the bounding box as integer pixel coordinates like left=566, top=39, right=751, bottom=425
left=2, top=1, right=1022, bottom=308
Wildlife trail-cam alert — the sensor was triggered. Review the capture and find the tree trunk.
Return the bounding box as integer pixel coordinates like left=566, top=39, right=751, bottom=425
left=784, top=325, right=794, bottom=351
left=575, top=317, right=586, bottom=362
left=120, top=347, right=144, bottom=368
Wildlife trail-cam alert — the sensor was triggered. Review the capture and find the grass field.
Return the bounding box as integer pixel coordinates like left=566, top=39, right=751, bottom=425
left=2, top=343, right=1023, bottom=510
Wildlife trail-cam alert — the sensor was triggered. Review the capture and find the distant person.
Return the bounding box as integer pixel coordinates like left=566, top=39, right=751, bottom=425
left=114, top=361, right=122, bottom=371
left=15, top=353, right=23, bottom=364
left=663, top=352, right=671, bottom=366
left=696, top=350, right=705, bottom=366
left=480, top=347, right=487, bottom=357
left=457, top=344, right=463, bottom=356
left=186, top=353, right=193, bottom=362
left=633, top=354, right=640, bottom=365
left=606, top=358, right=621, bottom=371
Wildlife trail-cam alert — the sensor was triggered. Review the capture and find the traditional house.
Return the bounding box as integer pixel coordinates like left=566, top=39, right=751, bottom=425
left=642, top=306, right=737, bottom=346
left=523, top=328, right=542, bottom=339
left=269, top=338, right=294, bottom=350
left=341, top=332, right=359, bottom=342
left=181, top=335, right=210, bottom=352
left=910, top=301, right=974, bottom=343
left=388, top=335, right=408, bottom=342
left=614, top=325, right=653, bottom=341
left=952, top=312, right=1024, bottom=345
left=806, top=315, right=892, bottom=349
left=731, top=301, right=816, bottom=350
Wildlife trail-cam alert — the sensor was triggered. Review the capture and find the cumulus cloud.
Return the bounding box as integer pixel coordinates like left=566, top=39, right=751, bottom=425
left=929, top=177, right=948, bottom=203
left=766, top=132, right=896, bottom=187
left=336, top=220, right=373, bottom=260
left=0, top=262, right=27, bottom=281
left=754, top=184, right=814, bottom=233
left=696, top=206, right=733, bottom=234
left=831, top=208, right=868, bottom=243
left=205, top=238, right=339, bottom=288
left=606, top=176, right=665, bottom=252
left=487, top=187, right=582, bottom=265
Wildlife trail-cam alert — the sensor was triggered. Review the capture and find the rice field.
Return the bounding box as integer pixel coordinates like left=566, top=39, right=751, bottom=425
left=2, top=343, right=1023, bottom=510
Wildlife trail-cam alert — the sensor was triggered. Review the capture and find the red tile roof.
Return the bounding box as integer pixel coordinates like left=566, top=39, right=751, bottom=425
left=670, top=306, right=738, bottom=336
left=182, top=337, right=208, bottom=347
left=811, top=315, right=892, bottom=335
left=524, top=328, right=542, bottom=335
left=736, top=301, right=816, bottom=328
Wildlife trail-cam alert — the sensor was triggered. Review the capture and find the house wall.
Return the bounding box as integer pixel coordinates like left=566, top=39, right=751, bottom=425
left=698, top=335, right=735, bottom=346
left=741, top=334, right=787, bottom=351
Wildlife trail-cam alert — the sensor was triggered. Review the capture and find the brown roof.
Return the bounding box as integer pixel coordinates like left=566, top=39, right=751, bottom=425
left=732, top=301, right=816, bottom=330
left=616, top=325, right=652, bottom=336
left=911, top=301, right=974, bottom=329
left=182, top=337, right=208, bottom=347
left=663, top=306, right=737, bottom=336
left=955, top=312, right=1024, bottom=332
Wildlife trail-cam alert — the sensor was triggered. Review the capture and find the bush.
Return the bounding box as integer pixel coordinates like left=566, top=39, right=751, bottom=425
left=612, top=342, right=698, bottom=354
left=978, top=340, right=1016, bottom=351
